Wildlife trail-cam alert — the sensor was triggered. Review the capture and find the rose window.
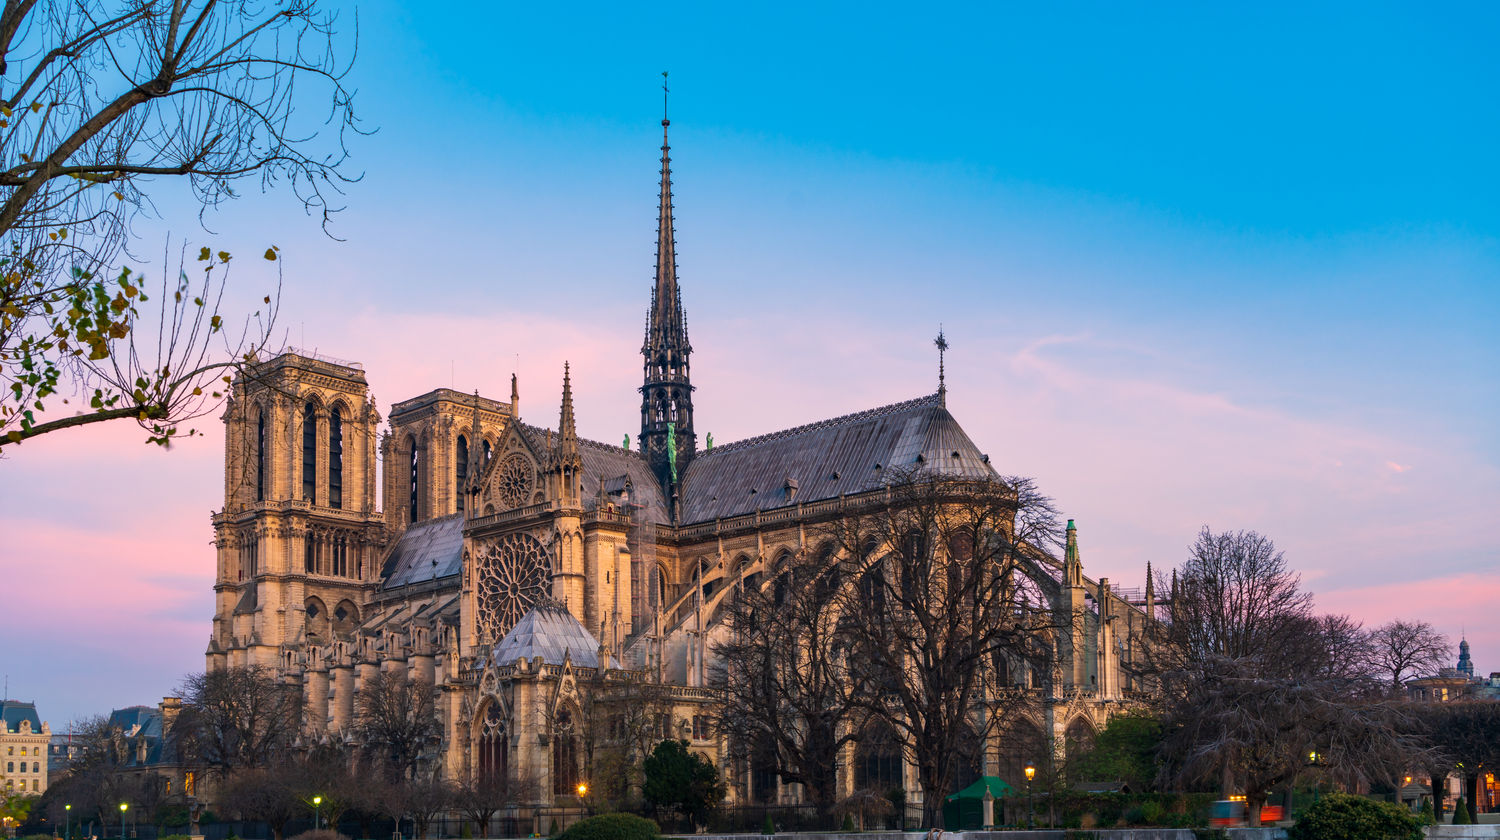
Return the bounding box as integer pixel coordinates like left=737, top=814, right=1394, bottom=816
left=497, top=454, right=534, bottom=509
left=476, top=532, right=550, bottom=641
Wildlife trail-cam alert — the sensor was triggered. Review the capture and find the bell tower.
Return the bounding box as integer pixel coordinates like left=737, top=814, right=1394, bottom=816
left=209, top=350, right=384, bottom=671
left=639, top=112, right=695, bottom=514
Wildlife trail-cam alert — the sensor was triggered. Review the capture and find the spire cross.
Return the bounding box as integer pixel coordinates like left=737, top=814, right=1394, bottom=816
left=934, top=327, right=949, bottom=401
left=661, top=71, right=669, bottom=123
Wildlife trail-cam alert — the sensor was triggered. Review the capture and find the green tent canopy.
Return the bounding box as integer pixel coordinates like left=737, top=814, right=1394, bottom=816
left=943, top=776, right=1016, bottom=829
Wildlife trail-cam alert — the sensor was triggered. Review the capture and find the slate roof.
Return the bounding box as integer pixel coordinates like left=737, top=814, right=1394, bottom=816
left=678, top=393, right=996, bottom=523
left=491, top=598, right=617, bottom=669
left=1, top=700, right=42, bottom=733
left=518, top=425, right=670, bottom=525
left=381, top=513, right=465, bottom=589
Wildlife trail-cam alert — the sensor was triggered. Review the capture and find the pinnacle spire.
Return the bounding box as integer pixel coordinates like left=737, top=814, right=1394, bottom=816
left=559, top=362, right=579, bottom=466
left=647, top=103, right=687, bottom=356
left=1064, top=519, right=1083, bottom=587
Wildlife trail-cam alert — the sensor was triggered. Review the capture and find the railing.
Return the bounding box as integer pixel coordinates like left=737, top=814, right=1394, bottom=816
left=468, top=501, right=554, bottom=529
left=283, top=345, right=364, bottom=369
left=212, top=498, right=377, bottom=525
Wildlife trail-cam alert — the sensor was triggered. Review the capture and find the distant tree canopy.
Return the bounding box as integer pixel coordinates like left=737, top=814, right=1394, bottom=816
left=1068, top=712, right=1163, bottom=792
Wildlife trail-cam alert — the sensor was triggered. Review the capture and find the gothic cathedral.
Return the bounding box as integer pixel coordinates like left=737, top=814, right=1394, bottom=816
left=207, top=116, right=1156, bottom=813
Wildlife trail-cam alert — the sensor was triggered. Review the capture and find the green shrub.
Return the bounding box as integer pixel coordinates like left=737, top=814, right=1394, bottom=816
left=1141, top=800, right=1166, bottom=825
left=287, top=831, right=350, bottom=840
left=549, top=818, right=560, bottom=837
left=841, top=813, right=855, bottom=831
left=460, top=823, right=474, bottom=839
left=763, top=815, right=776, bottom=835
left=1453, top=797, right=1472, bottom=825
left=557, top=813, right=659, bottom=840
left=1287, top=792, right=1422, bottom=840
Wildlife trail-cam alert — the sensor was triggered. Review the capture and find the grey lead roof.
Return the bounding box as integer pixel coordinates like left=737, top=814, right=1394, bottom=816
left=518, top=425, right=670, bottom=525
left=1, top=700, right=41, bottom=733
left=491, top=598, right=617, bottom=669
left=678, top=393, right=996, bottom=524
left=381, top=514, right=465, bottom=589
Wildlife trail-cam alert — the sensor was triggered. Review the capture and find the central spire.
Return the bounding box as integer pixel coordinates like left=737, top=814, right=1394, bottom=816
left=640, top=75, right=696, bottom=518
left=647, top=79, right=687, bottom=357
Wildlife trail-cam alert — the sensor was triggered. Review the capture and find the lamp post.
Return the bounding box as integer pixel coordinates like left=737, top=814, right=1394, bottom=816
left=1307, top=751, right=1322, bottom=808
left=1024, top=764, right=1036, bottom=829
left=312, top=796, right=322, bottom=831
left=577, top=782, right=589, bottom=817
left=119, top=803, right=128, bottom=840
left=65, top=804, right=71, bottom=840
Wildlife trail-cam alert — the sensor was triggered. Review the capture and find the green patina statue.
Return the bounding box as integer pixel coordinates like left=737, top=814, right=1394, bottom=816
left=623, top=433, right=630, bottom=451
left=666, top=421, right=678, bottom=481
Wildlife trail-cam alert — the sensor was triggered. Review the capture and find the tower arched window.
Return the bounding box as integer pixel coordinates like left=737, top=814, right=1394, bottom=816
left=302, top=403, right=317, bottom=503
left=408, top=438, right=420, bottom=522
left=328, top=406, right=344, bottom=509
left=552, top=708, right=578, bottom=795
left=456, top=435, right=469, bottom=513
left=255, top=409, right=267, bottom=501
left=482, top=439, right=492, bottom=465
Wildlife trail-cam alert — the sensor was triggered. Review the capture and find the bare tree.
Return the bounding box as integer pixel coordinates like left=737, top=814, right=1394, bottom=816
left=1370, top=620, right=1451, bottom=691
left=827, top=471, right=1064, bottom=828
left=170, top=665, right=303, bottom=777
left=569, top=675, right=675, bottom=807
left=218, top=765, right=307, bottom=840
left=1415, top=701, right=1500, bottom=824
left=42, top=715, right=135, bottom=829
left=1154, top=527, right=1314, bottom=675
left=711, top=543, right=870, bottom=823
left=1155, top=656, right=1425, bottom=826
left=1308, top=613, right=1377, bottom=685
left=1146, top=529, right=1427, bottom=825
left=352, top=672, right=441, bottom=779
left=452, top=768, right=541, bottom=837
left=0, top=0, right=359, bottom=448
left=401, top=774, right=454, bottom=840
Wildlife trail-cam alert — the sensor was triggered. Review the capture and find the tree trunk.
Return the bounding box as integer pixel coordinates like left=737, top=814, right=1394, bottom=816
left=1246, top=791, right=1264, bottom=827
left=1465, top=774, right=1479, bottom=821
left=1431, top=773, right=1446, bottom=823
left=921, top=779, right=943, bottom=828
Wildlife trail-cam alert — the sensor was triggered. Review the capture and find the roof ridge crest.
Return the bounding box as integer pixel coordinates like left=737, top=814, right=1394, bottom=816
left=706, top=392, right=943, bottom=455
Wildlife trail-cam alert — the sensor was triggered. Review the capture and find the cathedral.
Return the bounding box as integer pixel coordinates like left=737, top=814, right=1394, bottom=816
left=206, top=116, right=1156, bottom=815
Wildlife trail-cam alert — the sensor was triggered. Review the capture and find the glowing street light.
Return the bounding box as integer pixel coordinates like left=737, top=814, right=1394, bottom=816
left=65, top=804, right=71, bottom=840
left=312, top=796, right=323, bottom=831
left=119, top=803, right=128, bottom=840
left=1024, top=764, right=1036, bottom=828
left=576, top=783, right=588, bottom=797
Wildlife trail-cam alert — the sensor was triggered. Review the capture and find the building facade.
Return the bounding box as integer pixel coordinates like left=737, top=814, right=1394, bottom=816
left=207, top=117, right=1157, bottom=811
left=1, top=700, right=50, bottom=795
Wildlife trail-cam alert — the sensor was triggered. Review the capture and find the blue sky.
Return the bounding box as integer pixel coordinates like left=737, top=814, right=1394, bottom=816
left=2, top=2, right=1497, bottom=724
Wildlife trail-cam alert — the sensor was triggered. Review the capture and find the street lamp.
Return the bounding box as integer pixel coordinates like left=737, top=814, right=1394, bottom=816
left=577, top=782, right=590, bottom=816
left=119, top=803, right=128, bottom=840
left=312, top=796, right=322, bottom=831
left=1024, top=764, right=1036, bottom=829
left=65, top=804, right=71, bottom=840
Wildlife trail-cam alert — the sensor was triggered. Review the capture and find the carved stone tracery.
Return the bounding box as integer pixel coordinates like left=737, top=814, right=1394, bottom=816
left=475, top=532, right=550, bottom=642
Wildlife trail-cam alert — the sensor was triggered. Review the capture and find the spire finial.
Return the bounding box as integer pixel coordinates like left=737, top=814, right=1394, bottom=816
left=934, top=326, right=949, bottom=405
left=662, top=71, right=669, bottom=125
